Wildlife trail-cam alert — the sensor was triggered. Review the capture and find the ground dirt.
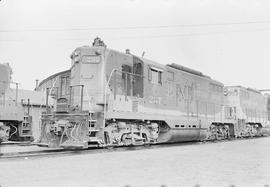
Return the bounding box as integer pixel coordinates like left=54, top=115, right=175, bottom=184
left=1, top=137, right=270, bottom=187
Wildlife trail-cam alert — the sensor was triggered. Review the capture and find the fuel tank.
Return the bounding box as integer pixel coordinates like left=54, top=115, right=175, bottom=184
left=157, top=128, right=207, bottom=143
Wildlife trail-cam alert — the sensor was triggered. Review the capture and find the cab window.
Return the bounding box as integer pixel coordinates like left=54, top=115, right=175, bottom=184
left=149, top=67, right=162, bottom=85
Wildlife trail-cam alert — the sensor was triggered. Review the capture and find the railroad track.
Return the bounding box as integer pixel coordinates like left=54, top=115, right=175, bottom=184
left=1, top=141, right=32, bottom=146
left=0, top=136, right=268, bottom=159
left=0, top=145, right=161, bottom=159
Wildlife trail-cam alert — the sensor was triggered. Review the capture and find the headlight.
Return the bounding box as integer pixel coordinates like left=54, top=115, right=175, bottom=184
left=71, top=50, right=81, bottom=63
left=74, top=56, right=80, bottom=63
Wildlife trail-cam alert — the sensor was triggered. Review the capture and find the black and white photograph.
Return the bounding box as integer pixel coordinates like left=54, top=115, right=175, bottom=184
left=1, top=0, right=270, bottom=186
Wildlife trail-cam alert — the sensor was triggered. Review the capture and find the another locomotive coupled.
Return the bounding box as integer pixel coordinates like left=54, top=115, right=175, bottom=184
left=35, top=38, right=270, bottom=149
left=0, top=63, right=47, bottom=143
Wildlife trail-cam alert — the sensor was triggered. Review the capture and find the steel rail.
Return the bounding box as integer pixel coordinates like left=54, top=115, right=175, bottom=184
left=1, top=136, right=269, bottom=160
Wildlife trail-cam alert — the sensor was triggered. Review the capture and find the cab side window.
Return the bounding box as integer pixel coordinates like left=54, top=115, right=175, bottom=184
left=122, top=64, right=132, bottom=79
left=148, top=67, right=162, bottom=85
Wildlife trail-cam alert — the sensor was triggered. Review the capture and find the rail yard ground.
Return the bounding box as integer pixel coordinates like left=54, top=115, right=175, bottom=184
left=1, top=138, right=270, bottom=187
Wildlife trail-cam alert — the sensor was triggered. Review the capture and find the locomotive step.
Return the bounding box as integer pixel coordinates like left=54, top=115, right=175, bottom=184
left=89, top=129, right=99, bottom=132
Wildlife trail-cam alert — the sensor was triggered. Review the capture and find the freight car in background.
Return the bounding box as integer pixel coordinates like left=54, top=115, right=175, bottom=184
left=0, top=63, right=47, bottom=142
left=35, top=37, right=270, bottom=149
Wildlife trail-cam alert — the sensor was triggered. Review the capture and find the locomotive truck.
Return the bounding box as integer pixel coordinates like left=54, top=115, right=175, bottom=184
left=35, top=37, right=270, bottom=149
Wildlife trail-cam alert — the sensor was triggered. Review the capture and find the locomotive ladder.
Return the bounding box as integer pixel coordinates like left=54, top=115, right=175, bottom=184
left=89, top=111, right=98, bottom=133
left=84, top=87, right=99, bottom=133
left=20, top=115, right=32, bottom=137
left=88, top=111, right=102, bottom=146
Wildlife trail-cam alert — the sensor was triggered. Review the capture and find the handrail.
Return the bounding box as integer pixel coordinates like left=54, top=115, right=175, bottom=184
left=103, top=69, right=117, bottom=127
left=68, top=85, right=84, bottom=112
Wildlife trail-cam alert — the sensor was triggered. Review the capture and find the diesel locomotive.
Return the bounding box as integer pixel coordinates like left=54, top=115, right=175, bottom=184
left=0, top=63, right=47, bottom=143
left=35, top=37, right=270, bottom=149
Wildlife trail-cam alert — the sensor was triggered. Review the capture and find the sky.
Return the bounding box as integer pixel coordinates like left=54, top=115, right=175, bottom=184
left=1, top=0, right=270, bottom=91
